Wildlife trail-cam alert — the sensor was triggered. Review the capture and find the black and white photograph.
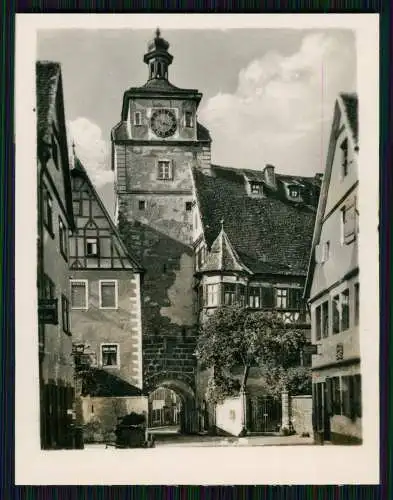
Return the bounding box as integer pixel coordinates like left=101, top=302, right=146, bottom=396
left=15, top=14, right=379, bottom=485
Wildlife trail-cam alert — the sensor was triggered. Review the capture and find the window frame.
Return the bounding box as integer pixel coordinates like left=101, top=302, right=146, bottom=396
left=340, top=288, right=350, bottom=331
left=223, top=283, right=236, bottom=306
left=157, top=160, right=173, bottom=181
left=248, top=286, right=261, bottom=309
left=43, top=184, right=54, bottom=237
left=185, top=201, right=192, bottom=212
left=99, top=279, right=118, bottom=310
left=59, top=216, right=68, bottom=261
left=206, top=283, right=219, bottom=307
left=138, top=200, right=146, bottom=211
left=354, top=283, right=359, bottom=326
left=85, top=237, right=99, bottom=258
left=332, top=294, right=340, bottom=334
left=184, top=111, right=194, bottom=128
left=134, top=111, right=142, bottom=126
left=315, top=305, right=322, bottom=341
left=61, top=294, right=70, bottom=335
left=250, top=182, right=260, bottom=194
left=101, top=343, right=120, bottom=368
left=276, top=288, right=288, bottom=309
left=288, top=186, right=300, bottom=198
left=70, top=279, right=88, bottom=310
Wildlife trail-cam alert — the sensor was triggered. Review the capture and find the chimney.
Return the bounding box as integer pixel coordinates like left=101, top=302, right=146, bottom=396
left=264, top=164, right=276, bottom=188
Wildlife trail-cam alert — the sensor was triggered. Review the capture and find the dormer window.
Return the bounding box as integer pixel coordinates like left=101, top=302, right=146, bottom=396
left=134, top=112, right=142, bottom=126
left=185, top=112, right=193, bottom=128
left=86, top=237, right=99, bottom=258
left=250, top=182, right=261, bottom=194
left=340, top=138, right=349, bottom=177
left=288, top=186, right=300, bottom=198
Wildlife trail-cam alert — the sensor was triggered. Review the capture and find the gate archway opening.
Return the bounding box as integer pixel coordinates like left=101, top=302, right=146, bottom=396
left=147, top=379, right=197, bottom=435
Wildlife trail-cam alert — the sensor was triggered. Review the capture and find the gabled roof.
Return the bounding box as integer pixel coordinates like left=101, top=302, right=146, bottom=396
left=304, top=92, right=358, bottom=299
left=340, top=92, right=358, bottom=147
left=70, top=156, right=143, bottom=272
left=200, top=224, right=251, bottom=274
left=36, top=60, right=74, bottom=229
left=193, top=165, right=319, bottom=276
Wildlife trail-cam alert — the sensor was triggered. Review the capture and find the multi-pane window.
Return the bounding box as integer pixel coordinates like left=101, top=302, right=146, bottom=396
left=59, top=217, right=68, bottom=260
left=276, top=288, right=288, bottom=309
left=322, top=301, right=329, bottom=338
left=288, top=288, right=302, bottom=310
left=332, top=295, right=340, bottom=334
left=328, top=374, right=362, bottom=419
left=101, top=344, right=119, bottom=367
left=185, top=112, right=193, bottom=128
left=61, top=295, right=70, bottom=334
left=341, top=289, right=350, bottom=331
left=238, top=285, right=246, bottom=307
left=134, top=112, right=142, bottom=126
left=354, top=283, right=359, bottom=325
left=289, top=186, right=299, bottom=198
left=223, top=284, right=236, bottom=306
left=43, top=184, right=53, bottom=235
left=248, top=287, right=261, bottom=308
left=157, top=160, right=172, bottom=180
left=70, top=280, right=88, bottom=310
left=340, top=138, right=349, bottom=177
left=86, top=237, right=99, bottom=258
left=99, top=280, right=118, bottom=309
left=250, top=182, right=260, bottom=194
left=206, top=284, right=219, bottom=307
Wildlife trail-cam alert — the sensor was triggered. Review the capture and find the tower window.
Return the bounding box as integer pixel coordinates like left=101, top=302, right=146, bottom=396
left=139, top=200, right=146, bottom=211
left=185, top=112, right=193, bottom=128
left=185, top=201, right=192, bottom=211
left=157, top=160, right=172, bottom=180
left=134, top=112, right=142, bottom=126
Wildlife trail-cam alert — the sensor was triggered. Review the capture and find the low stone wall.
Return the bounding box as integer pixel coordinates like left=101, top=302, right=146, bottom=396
left=215, top=396, right=244, bottom=437
left=80, top=395, right=148, bottom=443
left=291, top=395, right=312, bottom=436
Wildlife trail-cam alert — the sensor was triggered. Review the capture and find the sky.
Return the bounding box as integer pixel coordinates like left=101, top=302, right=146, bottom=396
left=37, top=28, right=357, bottom=214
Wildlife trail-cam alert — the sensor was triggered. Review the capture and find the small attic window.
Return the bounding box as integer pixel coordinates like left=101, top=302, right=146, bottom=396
left=134, top=112, right=142, bottom=126
left=250, top=182, right=261, bottom=194
left=288, top=186, right=300, bottom=198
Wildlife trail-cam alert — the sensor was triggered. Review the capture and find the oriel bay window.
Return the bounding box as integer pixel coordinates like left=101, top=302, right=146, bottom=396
left=223, top=283, right=236, bottom=306
left=205, top=284, right=219, bottom=307
left=101, top=344, right=119, bottom=367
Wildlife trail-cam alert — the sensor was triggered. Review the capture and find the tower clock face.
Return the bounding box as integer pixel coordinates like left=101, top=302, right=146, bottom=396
left=150, top=109, right=177, bottom=138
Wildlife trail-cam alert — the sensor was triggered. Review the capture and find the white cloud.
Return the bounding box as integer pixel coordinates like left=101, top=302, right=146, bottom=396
left=66, top=117, right=113, bottom=187
left=198, top=32, right=356, bottom=175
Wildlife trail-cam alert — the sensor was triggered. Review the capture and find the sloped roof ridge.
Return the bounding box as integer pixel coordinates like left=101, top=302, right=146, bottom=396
left=71, top=157, right=143, bottom=271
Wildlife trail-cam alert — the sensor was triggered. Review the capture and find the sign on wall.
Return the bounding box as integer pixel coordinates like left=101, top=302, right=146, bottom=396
left=38, top=298, right=58, bottom=325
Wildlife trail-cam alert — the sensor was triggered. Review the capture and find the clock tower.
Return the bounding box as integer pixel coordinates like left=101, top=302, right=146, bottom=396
left=111, top=29, right=211, bottom=431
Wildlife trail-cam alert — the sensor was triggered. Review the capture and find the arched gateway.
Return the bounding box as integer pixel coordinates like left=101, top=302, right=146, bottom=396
left=145, top=375, right=198, bottom=434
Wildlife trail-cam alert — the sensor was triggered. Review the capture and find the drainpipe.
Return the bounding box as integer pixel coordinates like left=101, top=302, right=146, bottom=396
left=37, top=140, right=51, bottom=447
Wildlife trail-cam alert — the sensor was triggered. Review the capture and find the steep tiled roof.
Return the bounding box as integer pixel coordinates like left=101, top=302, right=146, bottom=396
left=201, top=225, right=251, bottom=273
left=340, top=92, right=358, bottom=146
left=193, top=165, right=319, bottom=276
left=36, top=61, right=60, bottom=143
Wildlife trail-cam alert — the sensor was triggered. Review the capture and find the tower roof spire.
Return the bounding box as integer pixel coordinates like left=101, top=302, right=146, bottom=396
left=144, top=28, right=173, bottom=81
